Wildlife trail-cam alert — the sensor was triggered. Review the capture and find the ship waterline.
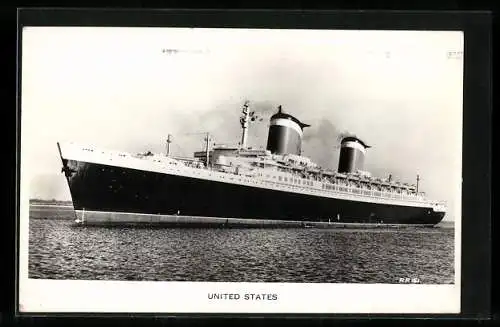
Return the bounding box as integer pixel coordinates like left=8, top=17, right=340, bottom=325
left=72, top=210, right=441, bottom=228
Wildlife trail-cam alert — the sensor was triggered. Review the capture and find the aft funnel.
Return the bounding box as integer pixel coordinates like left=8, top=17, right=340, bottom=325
left=337, top=136, right=370, bottom=173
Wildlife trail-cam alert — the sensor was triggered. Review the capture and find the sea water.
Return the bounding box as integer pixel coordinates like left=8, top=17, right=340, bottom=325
left=27, top=205, right=455, bottom=284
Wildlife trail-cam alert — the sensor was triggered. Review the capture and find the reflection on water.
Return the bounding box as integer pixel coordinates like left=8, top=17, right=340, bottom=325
left=28, top=207, right=455, bottom=284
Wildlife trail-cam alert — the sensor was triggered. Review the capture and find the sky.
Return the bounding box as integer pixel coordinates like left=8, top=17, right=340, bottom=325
left=21, top=27, right=463, bottom=221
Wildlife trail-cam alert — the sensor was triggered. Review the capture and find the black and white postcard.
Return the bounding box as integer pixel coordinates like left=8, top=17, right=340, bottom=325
left=19, top=25, right=463, bottom=314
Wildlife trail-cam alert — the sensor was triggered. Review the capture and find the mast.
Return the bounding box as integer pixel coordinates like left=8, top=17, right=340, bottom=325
left=239, top=100, right=261, bottom=149
left=240, top=101, right=250, bottom=148
left=204, top=132, right=210, bottom=167
left=166, top=134, right=172, bottom=156
left=416, top=174, right=420, bottom=193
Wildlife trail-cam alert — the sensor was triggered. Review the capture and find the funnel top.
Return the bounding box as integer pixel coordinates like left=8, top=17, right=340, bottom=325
left=270, top=105, right=310, bottom=129
left=341, top=136, right=371, bottom=149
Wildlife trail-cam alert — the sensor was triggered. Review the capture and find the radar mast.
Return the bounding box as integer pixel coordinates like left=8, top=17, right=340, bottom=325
left=239, top=100, right=262, bottom=148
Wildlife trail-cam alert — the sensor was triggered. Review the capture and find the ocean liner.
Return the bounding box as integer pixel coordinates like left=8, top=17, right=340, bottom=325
left=57, top=102, right=446, bottom=227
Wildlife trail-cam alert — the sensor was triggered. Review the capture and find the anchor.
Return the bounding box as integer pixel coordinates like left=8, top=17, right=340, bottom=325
left=61, top=165, right=76, bottom=178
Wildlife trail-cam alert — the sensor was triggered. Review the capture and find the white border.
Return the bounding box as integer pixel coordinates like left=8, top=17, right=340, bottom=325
left=18, top=27, right=462, bottom=314
left=19, top=280, right=459, bottom=313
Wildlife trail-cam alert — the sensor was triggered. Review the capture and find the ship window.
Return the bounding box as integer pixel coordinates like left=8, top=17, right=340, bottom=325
left=279, top=176, right=282, bottom=181
left=284, top=178, right=287, bottom=182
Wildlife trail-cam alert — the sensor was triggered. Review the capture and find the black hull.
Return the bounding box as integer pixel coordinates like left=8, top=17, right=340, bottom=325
left=61, top=159, right=445, bottom=226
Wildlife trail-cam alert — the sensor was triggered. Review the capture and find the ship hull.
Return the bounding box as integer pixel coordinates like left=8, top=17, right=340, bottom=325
left=61, top=158, right=445, bottom=227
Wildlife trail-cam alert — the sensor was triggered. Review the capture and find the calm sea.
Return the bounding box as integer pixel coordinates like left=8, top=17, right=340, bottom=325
left=28, top=205, right=455, bottom=284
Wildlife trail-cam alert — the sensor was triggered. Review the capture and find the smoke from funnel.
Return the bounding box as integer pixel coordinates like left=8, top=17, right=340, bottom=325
left=301, top=118, right=342, bottom=170
left=169, top=99, right=284, bottom=155
left=248, top=100, right=277, bottom=115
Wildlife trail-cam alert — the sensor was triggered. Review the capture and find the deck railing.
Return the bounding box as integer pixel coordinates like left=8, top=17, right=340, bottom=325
left=78, top=145, right=444, bottom=207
